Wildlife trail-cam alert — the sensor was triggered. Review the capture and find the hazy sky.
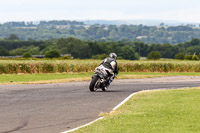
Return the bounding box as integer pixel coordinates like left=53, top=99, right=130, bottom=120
left=0, top=0, right=200, bottom=23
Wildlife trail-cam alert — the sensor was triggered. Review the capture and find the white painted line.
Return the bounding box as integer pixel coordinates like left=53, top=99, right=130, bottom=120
left=61, top=117, right=103, bottom=133
left=61, top=91, right=140, bottom=133
left=112, top=93, right=137, bottom=111
left=61, top=86, right=194, bottom=133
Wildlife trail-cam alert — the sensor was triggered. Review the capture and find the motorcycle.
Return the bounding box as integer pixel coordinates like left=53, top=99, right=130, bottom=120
left=89, top=65, right=116, bottom=92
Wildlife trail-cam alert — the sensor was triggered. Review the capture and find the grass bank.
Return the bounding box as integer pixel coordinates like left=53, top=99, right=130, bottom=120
left=1, top=72, right=200, bottom=84
left=72, top=87, right=200, bottom=133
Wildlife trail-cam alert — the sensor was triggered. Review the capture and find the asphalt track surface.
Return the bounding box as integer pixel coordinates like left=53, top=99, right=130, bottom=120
left=1, top=76, right=200, bottom=133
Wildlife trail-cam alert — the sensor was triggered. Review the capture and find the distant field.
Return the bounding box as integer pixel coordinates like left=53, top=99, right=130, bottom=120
left=72, top=88, right=200, bottom=133
left=0, top=59, right=200, bottom=74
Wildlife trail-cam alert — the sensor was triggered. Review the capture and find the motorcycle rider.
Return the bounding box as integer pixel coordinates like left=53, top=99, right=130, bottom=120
left=100, top=53, right=119, bottom=90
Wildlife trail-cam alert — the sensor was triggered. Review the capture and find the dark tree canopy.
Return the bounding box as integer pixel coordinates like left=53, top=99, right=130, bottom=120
left=0, top=36, right=200, bottom=60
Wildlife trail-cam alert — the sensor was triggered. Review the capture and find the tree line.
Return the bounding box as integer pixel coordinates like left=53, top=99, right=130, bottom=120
left=1, top=20, right=200, bottom=44
left=1, top=35, right=200, bottom=60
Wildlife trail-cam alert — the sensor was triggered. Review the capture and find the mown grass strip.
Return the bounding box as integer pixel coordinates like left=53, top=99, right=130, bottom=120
left=71, top=88, right=200, bottom=133
left=0, top=73, right=92, bottom=84
left=0, top=72, right=200, bottom=84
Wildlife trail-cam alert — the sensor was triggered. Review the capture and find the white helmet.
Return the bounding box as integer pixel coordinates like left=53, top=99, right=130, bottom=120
left=109, top=53, right=117, bottom=60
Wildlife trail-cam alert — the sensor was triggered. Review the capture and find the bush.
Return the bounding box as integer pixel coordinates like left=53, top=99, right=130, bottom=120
left=117, top=56, right=124, bottom=60
left=147, top=51, right=161, bottom=60
left=62, top=55, right=72, bottom=59
left=45, top=49, right=60, bottom=58
left=120, top=46, right=139, bottom=60
left=184, top=54, right=199, bottom=60
left=192, top=54, right=199, bottom=60
left=174, top=53, right=185, bottom=60
left=22, top=52, right=32, bottom=58
left=92, top=54, right=107, bottom=59
left=184, top=55, right=193, bottom=60
left=0, top=46, right=9, bottom=56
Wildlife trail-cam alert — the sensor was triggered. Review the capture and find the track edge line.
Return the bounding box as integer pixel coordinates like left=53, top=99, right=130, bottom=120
left=61, top=90, right=145, bottom=133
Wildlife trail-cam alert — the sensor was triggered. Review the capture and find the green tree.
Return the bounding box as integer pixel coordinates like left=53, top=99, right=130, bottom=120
left=184, top=53, right=199, bottom=60
left=109, top=29, right=119, bottom=41
left=0, top=46, right=9, bottom=56
left=22, top=52, right=32, bottom=58
left=186, top=46, right=200, bottom=55
left=174, top=53, right=185, bottom=60
left=8, top=34, right=19, bottom=40
left=120, top=46, right=139, bottom=60
left=10, top=47, right=29, bottom=55
left=45, top=49, right=60, bottom=58
left=192, top=53, right=199, bottom=60
left=147, top=51, right=161, bottom=60
left=190, top=38, right=200, bottom=46
left=96, top=28, right=104, bottom=39
left=57, top=37, right=90, bottom=59
left=184, top=55, right=193, bottom=60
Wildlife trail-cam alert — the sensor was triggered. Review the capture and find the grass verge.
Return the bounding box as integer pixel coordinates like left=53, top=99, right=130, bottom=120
left=71, top=87, right=200, bottom=133
left=1, top=72, right=200, bottom=84
left=0, top=73, right=92, bottom=84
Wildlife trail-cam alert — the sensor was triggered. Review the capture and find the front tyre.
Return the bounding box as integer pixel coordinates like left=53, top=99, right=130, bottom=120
left=102, top=85, right=106, bottom=91
left=89, top=75, right=99, bottom=92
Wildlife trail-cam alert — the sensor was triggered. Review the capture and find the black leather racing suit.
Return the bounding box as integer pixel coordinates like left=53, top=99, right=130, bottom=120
left=100, top=57, right=119, bottom=78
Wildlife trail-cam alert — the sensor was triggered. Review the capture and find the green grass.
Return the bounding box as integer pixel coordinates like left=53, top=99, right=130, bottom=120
left=1, top=72, right=200, bottom=84
left=118, top=72, right=200, bottom=76
left=72, top=88, right=200, bottom=133
left=0, top=72, right=200, bottom=84
left=0, top=73, right=93, bottom=84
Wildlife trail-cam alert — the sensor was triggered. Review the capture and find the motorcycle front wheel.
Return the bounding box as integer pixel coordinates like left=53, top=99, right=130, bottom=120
left=89, top=75, right=100, bottom=92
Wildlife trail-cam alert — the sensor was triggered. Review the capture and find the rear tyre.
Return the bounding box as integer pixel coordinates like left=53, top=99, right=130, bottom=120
left=89, top=75, right=99, bottom=92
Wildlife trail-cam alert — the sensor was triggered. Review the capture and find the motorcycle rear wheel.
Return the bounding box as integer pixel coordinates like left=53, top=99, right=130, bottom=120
left=89, top=75, right=100, bottom=92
